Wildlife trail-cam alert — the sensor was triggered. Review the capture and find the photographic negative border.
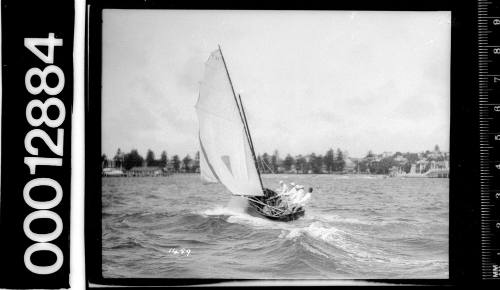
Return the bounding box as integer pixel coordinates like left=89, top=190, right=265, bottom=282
left=0, top=0, right=74, bottom=288
left=86, top=0, right=479, bottom=287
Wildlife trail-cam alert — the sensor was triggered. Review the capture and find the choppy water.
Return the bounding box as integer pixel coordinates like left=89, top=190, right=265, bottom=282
left=102, top=174, right=448, bottom=279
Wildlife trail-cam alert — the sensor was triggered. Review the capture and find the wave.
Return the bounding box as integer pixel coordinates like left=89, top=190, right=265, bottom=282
left=201, top=202, right=365, bottom=243
left=107, top=211, right=176, bottom=220
left=187, top=199, right=447, bottom=277
left=310, top=212, right=418, bottom=228
left=103, top=202, right=447, bottom=279
left=276, top=221, right=375, bottom=260
left=276, top=220, right=447, bottom=276
left=104, top=236, right=148, bottom=250
left=200, top=203, right=355, bottom=255
left=200, top=197, right=283, bottom=227
left=279, top=221, right=343, bottom=243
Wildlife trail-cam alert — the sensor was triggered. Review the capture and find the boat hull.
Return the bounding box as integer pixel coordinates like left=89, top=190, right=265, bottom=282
left=247, top=198, right=305, bottom=222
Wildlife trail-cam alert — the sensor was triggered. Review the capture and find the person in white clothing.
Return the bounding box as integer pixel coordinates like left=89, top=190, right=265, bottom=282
left=289, top=187, right=313, bottom=211
left=296, top=188, right=313, bottom=205
left=276, top=182, right=296, bottom=208
left=286, top=183, right=298, bottom=196
left=288, top=185, right=304, bottom=203
left=277, top=183, right=312, bottom=210
left=277, top=180, right=289, bottom=195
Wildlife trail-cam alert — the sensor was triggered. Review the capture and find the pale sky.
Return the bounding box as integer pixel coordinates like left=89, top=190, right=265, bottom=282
left=102, top=10, right=450, bottom=159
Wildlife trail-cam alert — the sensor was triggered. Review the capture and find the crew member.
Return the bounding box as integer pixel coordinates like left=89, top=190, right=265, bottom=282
left=288, top=186, right=313, bottom=211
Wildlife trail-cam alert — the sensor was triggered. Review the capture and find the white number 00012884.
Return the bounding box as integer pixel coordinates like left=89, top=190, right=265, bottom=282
left=22, top=33, right=65, bottom=275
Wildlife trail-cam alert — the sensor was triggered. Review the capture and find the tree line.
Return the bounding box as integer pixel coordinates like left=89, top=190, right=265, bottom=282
left=101, top=148, right=349, bottom=173
left=102, top=145, right=448, bottom=175
left=101, top=148, right=200, bottom=172
left=256, top=148, right=346, bottom=174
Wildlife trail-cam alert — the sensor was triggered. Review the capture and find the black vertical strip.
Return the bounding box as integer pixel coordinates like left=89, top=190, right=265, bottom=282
left=449, top=0, right=480, bottom=283
left=0, top=0, right=74, bottom=288
left=86, top=3, right=103, bottom=287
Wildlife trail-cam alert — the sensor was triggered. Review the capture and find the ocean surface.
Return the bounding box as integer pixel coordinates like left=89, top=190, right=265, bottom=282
left=102, top=174, right=448, bottom=279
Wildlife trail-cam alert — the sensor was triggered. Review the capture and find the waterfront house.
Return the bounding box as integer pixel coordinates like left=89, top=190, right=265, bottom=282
left=128, top=166, right=164, bottom=177
left=343, top=157, right=356, bottom=173
left=165, top=161, right=176, bottom=173
left=394, top=155, right=408, bottom=164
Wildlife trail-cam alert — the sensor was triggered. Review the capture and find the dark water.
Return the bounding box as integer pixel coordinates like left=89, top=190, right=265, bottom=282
left=102, top=174, right=448, bottom=279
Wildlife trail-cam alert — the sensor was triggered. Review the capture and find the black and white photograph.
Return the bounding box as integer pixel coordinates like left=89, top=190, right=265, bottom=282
left=99, top=9, right=451, bottom=280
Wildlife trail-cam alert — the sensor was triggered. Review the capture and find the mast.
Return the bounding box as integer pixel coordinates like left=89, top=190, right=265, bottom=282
left=238, top=94, right=256, bottom=159
left=239, top=94, right=265, bottom=190
left=218, top=45, right=265, bottom=192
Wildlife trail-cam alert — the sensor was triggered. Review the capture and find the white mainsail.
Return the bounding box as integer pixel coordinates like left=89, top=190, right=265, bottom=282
left=196, top=49, right=263, bottom=196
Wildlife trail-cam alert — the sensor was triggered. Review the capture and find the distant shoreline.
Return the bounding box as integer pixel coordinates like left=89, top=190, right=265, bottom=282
left=102, top=172, right=396, bottom=177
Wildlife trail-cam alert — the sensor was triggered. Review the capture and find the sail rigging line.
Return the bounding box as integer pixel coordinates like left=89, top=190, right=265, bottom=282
left=260, top=157, right=275, bottom=174
left=218, top=45, right=265, bottom=193
left=266, top=158, right=276, bottom=174
left=238, top=94, right=265, bottom=189
left=237, top=94, right=257, bottom=160
left=195, top=105, right=242, bottom=124
left=240, top=196, right=286, bottom=215
left=259, top=158, right=266, bottom=174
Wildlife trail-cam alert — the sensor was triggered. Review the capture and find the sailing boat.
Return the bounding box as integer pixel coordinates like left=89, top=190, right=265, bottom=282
left=195, top=46, right=305, bottom=222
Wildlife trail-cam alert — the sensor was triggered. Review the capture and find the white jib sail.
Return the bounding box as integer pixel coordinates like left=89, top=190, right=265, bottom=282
left=196, top=49, right=263, bottom=197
